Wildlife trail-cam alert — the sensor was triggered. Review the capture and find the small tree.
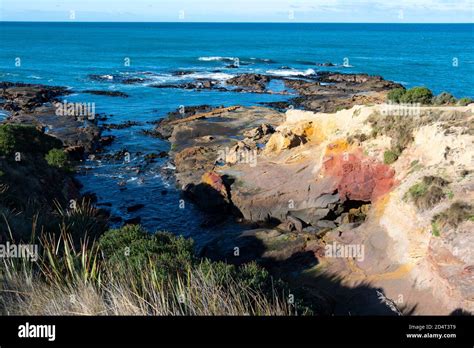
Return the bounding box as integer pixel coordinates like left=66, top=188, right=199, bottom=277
left=387, top=88, right=406, bottom=103
left=45, top=148, right=68, bottom=168
left=432, top=92, right=455, bottom=105
left=399, top=87, right=433, bottom=105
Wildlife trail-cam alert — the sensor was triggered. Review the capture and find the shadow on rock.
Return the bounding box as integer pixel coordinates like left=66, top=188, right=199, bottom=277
left=201, top=230, right=418, bottom=315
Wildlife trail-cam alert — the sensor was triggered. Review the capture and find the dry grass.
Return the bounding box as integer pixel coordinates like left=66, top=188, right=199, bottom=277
left=432, top=202, right=474, bottom=230
left=405, top=176, right=449, bottom=210
left=0, top=231, right=298, bottom=316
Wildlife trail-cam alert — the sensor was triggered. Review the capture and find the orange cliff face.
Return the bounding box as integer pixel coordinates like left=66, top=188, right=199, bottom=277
left=322, top=139, right=396, bottom=202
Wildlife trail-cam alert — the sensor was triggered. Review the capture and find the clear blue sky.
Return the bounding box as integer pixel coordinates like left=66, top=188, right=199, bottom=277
left=0, top=0, right=473, bottom=23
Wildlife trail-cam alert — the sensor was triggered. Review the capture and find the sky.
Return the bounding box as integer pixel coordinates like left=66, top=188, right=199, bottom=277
left=0, top=0, right=473, bottom=23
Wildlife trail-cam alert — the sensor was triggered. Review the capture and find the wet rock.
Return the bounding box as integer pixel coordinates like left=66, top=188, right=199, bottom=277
left=88, top=75, right=148, bottom=85
left=82, top=90, right=129, bottom=98
left=171, top=70, right=195, bottom=76
left=0, top=82, right=71, bottom=112
left=1, top=83, right=101, bottom=152
left=102, top=121, right=141, bottom=130
left=283, top=72, right=403, bottom=112
left=64, top=145, right=85, bottom=161
left=126, top=204, right=145, bottom=213
left=99, top=135, right=115, bottom=146
left=122, top=77, right=148, bottom=85
left=226, top=74, right=271, bottom=92
left=316, top=62, right=335, bottom=67
left=259, top=101, right=292, bottom=111
left=153, top=104, right=219, bottom=139
left=151, top=79, right=223, bottom=91
left=144, top=151, right=168, bottom=162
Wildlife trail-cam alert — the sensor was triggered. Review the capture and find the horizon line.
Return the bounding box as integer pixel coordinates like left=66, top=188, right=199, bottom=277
left=1, top=20, right=473, bottom=24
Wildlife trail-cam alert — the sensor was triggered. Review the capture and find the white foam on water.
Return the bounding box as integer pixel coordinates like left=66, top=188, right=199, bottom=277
left=266, top=68, right=316, bottom=77
left=198, top=56, right=237, bottom=62
left=188, top=72, right=235, bottom=81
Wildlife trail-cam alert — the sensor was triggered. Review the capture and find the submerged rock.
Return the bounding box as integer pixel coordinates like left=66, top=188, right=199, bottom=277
left=82, top=90, right=129, bottom=98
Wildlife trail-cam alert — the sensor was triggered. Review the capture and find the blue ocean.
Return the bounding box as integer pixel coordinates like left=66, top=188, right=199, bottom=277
left=1, top=22, right=473, bottom=247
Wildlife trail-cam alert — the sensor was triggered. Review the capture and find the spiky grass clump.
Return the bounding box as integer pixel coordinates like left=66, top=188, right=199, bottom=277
left=0, top=226, right=302, bottom=316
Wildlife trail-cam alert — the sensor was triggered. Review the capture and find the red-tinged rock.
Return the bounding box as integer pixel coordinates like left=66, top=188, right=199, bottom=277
left=323, top=147, right=395, bottom=202
left=202, top=171, right=228, bottom=199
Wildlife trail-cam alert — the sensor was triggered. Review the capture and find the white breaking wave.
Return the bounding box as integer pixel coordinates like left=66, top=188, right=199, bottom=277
left=100, top=74, right=114, bottom=80
left=266, top=68, right=316, bottom=77
left=198, top=56, right=237, bottom=62
left=188, top=72, right=235, bottom=80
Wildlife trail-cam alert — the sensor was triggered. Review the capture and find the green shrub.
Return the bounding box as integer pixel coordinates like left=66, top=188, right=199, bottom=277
left=405, top=176, right=449, bottom=210
left=431, top=221, right=440, bottom=237
left=98, top=225, right=195, bottom=280
left=0, top=125, right=16, bottom=155
left=45, top=148, right=68, bottom=168
left=399, top=87, right=433, bottom=105
left=0, top=124, right=62, bottom=156
left=432, top=92, right=456, bottom=105
left=387, top=88, right=406, bottom=103
left=457, top=97, right=473, bottom=106
left=199, top=259, right=274, bottom=291
left=383, top=150, right=399, bottom=164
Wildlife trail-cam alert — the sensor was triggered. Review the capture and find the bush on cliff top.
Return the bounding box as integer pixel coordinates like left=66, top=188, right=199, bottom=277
left=400, top=87, right=433, bottom=104
left=387, top=88, right=406, bottom=103
left=457, top=97, right=473, bottom=106
left=387, top=86, right=433, bottom=105
left=432, top=92, right=456, bottom=105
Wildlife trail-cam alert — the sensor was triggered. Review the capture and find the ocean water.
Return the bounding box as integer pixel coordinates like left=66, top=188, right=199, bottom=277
left=0, top=22, right=473, bottom=247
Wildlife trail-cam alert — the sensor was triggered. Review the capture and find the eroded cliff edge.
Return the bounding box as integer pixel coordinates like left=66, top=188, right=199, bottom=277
left=162, top=98, right=474, bottom=314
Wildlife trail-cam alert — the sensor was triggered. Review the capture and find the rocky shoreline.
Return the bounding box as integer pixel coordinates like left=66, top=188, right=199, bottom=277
left=149, top=72, right=473, bottom=314
left=1, top=70, right=473, bottom=315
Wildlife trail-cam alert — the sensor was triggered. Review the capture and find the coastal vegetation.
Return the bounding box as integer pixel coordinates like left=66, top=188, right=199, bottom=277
left=404, top=176, right=449, bottom=210
left=45, top=148, right=69, bottom=169
left=383, top=150, right=399, bottom=165
left=0, top=120, right=303, bottom=315
left=0, top=224, right=302, bottom=315
left=387, top=86, right=472, bottom=106
left=1, top=70, right=473, bottom=315
left=432, top=202, right=474, bottom=230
